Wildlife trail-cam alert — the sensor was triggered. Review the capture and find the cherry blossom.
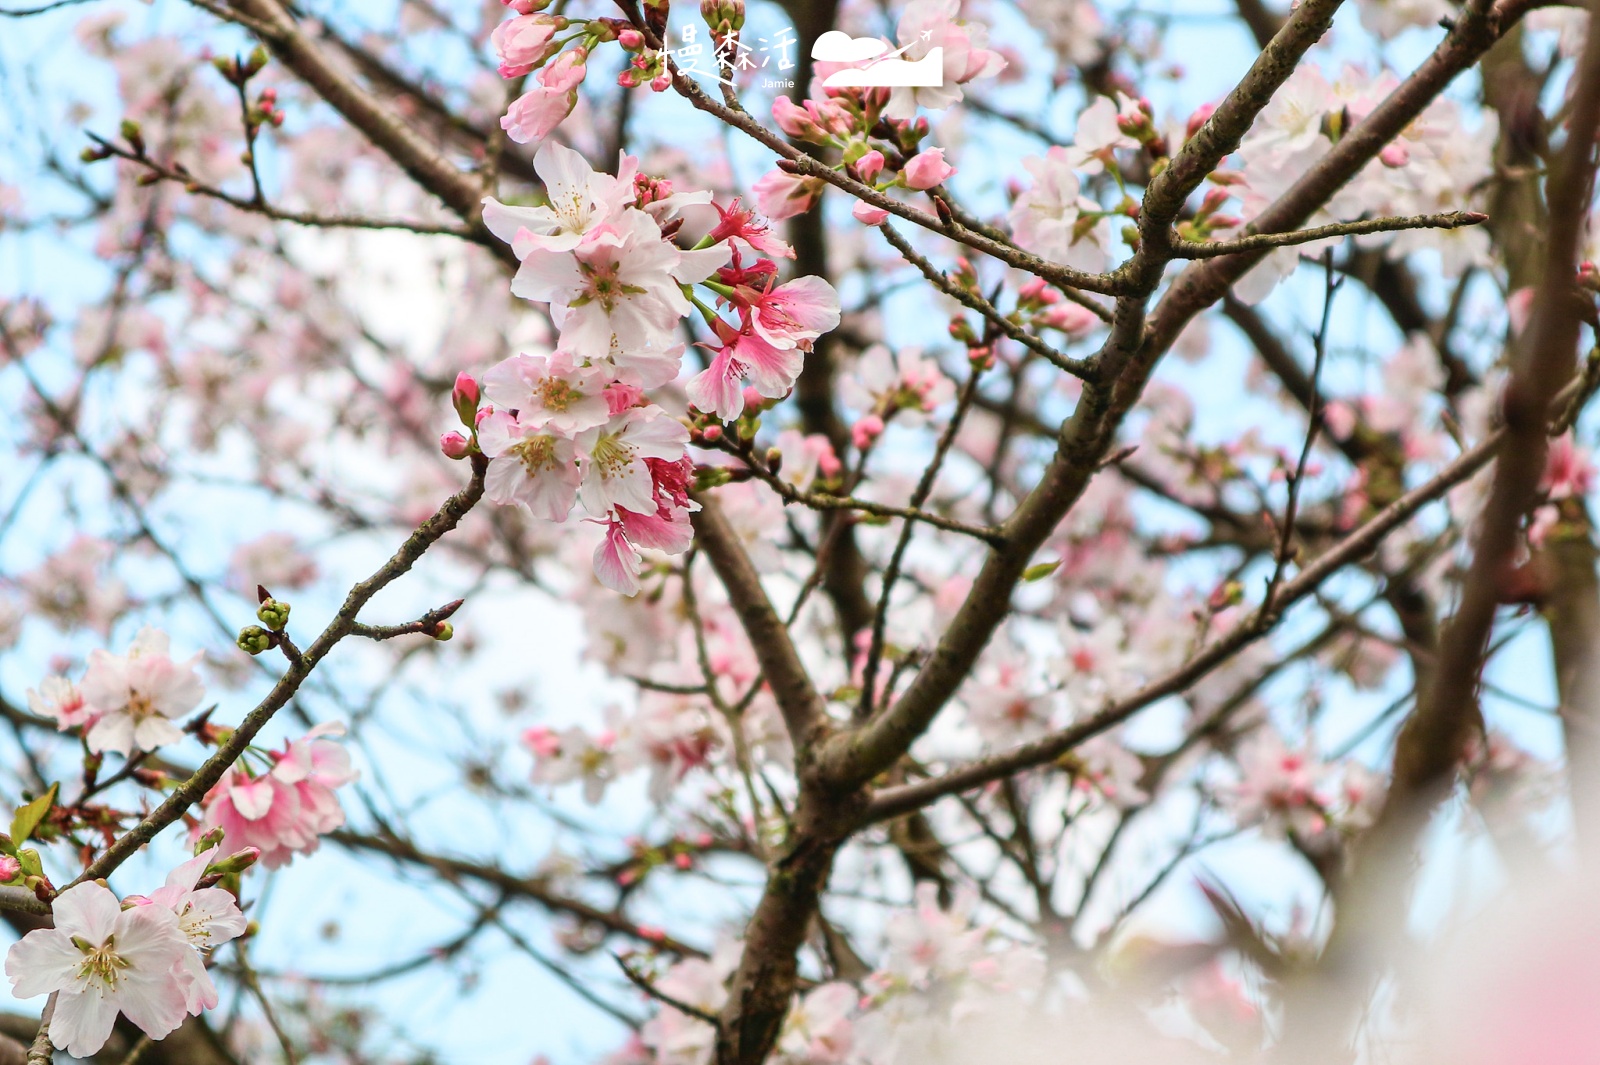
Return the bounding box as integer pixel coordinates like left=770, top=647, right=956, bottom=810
left=479, top=409, right=584, bottom=521
left=883, top=0, right=1007, bottom=120
left=77, top=627, right=206, bottom=756
left=6, top=882, right=196, bottom=1057
left=1009, top=149, right=1113, bottom=272
left=482, top=141, right=635, bottom=255
left=193, top=723, right=357, bottom=867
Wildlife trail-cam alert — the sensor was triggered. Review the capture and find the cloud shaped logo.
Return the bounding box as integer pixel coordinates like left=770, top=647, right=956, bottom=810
left=811, top=30, right=945, bottom=88
left=810, top=30, right=890, bottom=64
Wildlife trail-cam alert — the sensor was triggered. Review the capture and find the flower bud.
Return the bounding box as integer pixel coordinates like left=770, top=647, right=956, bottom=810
left=855, top=149, right=885, bottom=183
left=773, top=96, right=828, bottom=142
left=452, top=372, right=480, bottom=424
left=205, top=847, right=261, bottom=876
left=618, top=27, right=644, bottom=49
left=1198, top=186, right=1231, bottom=218
left=236, top=625, right=273, bottom=656
left=701, top=0, right=744, bottom=38
left=440, top=431, right=472, bottom=460
left=852, top=200, right=889, bottom=225
left=902, top=147, right=955, bottom=190
left=256, top=597, right=291, bottom=632
left=119, top=119, right=145, bottom=156
left=433, top=621, right=454, bottom=642
left=0, top=856, right=20, bottom=882
left=193, top=828, right=227, bottom=855
left=852, top=414, right=885, bottom=450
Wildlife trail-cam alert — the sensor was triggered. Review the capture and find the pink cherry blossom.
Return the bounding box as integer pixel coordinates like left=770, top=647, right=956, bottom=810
left=708, top=198, right=795, bottom=260
left=482, top=140, right=635, bottom=255
left=501, top=48, right=588, bottom=145
left=745, top=274, right=841, bottom=351
left=687, top=328, right=804, bottom=421
left=1542, top=435, right=1595, bottom=501
left=78, top=626, right=205, bottom=756
left=1226, top=727, right=1330, bottom=837
left=1009, top=149, right=1113, bottom=272
left=6, top=882, right=195, bottom=1058
left=751, top=170, right=824, bottom=221
left=478, top=409, right=583, bottom=521
left=576, top=406, right=690, bottom=516
left=26, top=674, right=92, bottom=728
left=193, top=723, right=357, bottom=867
left=482, top=351, right=612, bottom=434
left=526, top=723, right=618, bottom=802
left=510, top=209, right=728, bottom=354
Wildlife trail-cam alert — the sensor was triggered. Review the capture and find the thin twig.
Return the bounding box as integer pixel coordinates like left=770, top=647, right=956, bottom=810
left=614, top=954, right=722, bottom=1028
left=1172, top=210, right=1488, bottom=258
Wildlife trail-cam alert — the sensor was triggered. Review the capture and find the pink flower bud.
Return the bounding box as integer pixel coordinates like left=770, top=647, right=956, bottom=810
left=522, top=726, right=561, bottom=758
left=773, top=96, right=826, bottom=141
left=902, top=147, right=955, bottom=190
left=1186, top=102, right=1216, bottom=139
left=741, top=385, right=765, bottom=411
left=617, top=69, right=640, bottom=88
left=852, top=414, right=885, bottom=450
left=1199, top=187, right=1231, bottom=216
left=0, top=855, right=19, bottom=882
left=701, top=423, right=724, bottom=442
left=452, top=371, right=480, bottom=423
left=618, top=27, right=643, bottom=49
left=1040, top=301, right=1101, bottom=339
left=440, top=431, right=471, bottom=460
left=1379, top=142, right=1410, bottom=168
left=674, top=853, right=693, bottom=870
left=852, top=200, right=889, bottom=225
left=855, top=149, right=885, bottom=182
left=650, top=73, right=671, bottom=92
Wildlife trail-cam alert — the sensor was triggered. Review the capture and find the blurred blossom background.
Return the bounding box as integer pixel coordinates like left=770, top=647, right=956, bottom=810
left=2, top=0, right=1599, bottom=1060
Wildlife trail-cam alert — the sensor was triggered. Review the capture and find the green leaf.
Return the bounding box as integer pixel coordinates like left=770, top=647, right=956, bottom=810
left=10, top=783, right=57, bottom=846
left=16, top=848, right=42, bottom=878
left=1022, top=561, right=1061, bottom=583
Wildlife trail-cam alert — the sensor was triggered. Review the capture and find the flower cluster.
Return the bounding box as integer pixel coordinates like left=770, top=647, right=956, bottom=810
left=461, top=141, right=839, bottom=594
left=28, top=626, right=205, bottom=756
left=194, top=721, right=359, bottom=867
left=1226, top=62, right=1497, bottom=300
left=5, top=852, right=249, bottom=1058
